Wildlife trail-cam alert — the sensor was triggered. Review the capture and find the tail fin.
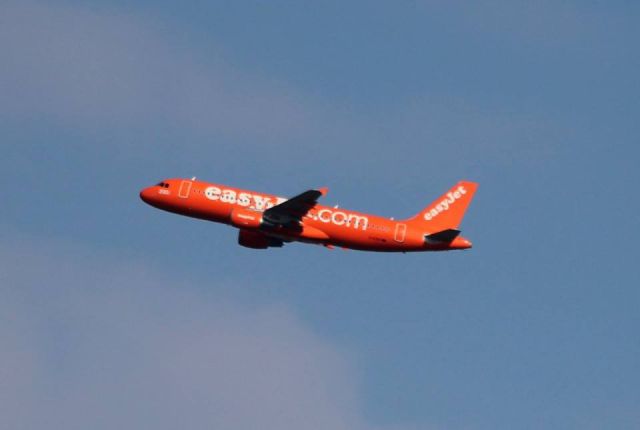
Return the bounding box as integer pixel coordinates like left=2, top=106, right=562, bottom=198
left=404, top=181, right=478, bottom=233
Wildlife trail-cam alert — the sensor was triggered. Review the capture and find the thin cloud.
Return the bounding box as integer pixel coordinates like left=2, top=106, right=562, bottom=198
left=0, top=0, right=565, bottom=173
left=0, top=1, right=311, bottom=140
left=0, top=233, right=430, bottom=430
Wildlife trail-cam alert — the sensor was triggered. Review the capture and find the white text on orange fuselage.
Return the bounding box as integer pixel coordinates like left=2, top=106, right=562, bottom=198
left=204, top=186, right=369, bottom=230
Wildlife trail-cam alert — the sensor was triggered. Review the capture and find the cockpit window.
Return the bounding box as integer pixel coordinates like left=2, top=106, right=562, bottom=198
left=156, top=182, right=170, bottom=188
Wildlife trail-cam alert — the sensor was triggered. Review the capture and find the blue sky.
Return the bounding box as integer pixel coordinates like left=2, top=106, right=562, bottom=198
left=1, top=1, right=639, bottom=429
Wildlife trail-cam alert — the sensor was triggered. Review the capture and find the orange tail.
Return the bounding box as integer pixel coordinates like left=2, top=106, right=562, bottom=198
left=404, top=181, right=478, bottom=233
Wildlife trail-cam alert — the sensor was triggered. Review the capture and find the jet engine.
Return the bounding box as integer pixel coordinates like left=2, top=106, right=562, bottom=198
left=237, top=229, right=283, bottom=249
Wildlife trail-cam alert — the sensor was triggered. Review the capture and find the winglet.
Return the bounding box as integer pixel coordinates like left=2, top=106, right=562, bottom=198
left=318, top=187, right=329, bottom=196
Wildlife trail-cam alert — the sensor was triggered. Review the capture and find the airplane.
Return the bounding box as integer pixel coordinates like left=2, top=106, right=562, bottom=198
left=139, top=178, right=478, bottom=252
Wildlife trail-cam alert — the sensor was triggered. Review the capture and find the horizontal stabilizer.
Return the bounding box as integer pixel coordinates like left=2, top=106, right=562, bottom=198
left=425, top=229, right=460, bottom=243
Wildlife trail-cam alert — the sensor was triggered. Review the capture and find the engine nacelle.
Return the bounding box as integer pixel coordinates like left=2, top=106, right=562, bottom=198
left=230, top=208, right=263, bottom=229
left=237, top=229, right=283, bottom=249
left=238, top=229, right=269, bottom=249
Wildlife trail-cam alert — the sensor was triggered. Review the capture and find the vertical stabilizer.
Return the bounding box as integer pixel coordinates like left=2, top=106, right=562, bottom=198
left=404, top=181, right=478, bottom=233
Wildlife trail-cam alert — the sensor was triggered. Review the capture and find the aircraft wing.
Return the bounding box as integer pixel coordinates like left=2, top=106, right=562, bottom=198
left=262, top=187, right=328, bottom=227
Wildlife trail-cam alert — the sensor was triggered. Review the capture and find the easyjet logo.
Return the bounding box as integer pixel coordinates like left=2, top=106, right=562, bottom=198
left=204, top=186, right=286, bottom=210
left=205, top=186, right=368, bottom=230
left=423, top=185, right=467, bottom=221
left=306, top=209, right=368, bottom=230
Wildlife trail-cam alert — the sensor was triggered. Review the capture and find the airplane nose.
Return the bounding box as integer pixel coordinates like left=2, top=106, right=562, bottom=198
left=139, top=187, right=154, bottom=204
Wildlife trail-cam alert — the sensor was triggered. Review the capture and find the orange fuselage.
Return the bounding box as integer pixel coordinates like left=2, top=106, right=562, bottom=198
left=140, top=178, right=473, bottom=252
